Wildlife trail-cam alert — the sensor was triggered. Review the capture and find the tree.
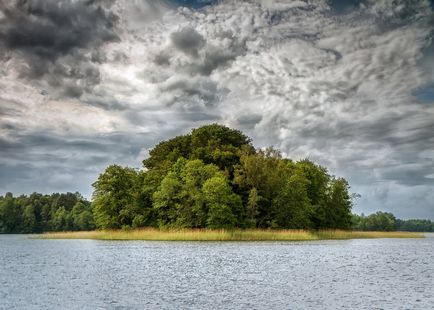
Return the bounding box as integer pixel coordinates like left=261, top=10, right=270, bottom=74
left=22, top=205, right=37, bottom=233
left=50, top=207, right=72, bottom=231
left=366, top=212, right=397, bottom=231
left=52, top=192, right=81, bottom=211
left=40, top=204, right=51, bottom=232
left=71, top=201, right=94, bottom=231
left=272, top=170, right=312, bottom=229
left=325, top=178, right=353, bottom=229
left=135, top=170, right=158, bottom=227
left=153, top=158, right=229, bottom=228
left=92, top=165, right=141, bottom=229
left=143, top=124, right=254, bottom=178
left=203, top=176, right=242, bottom=229
left=295, top=159, right=330, bottom=229
left=234, top=148, right=289, bottom=227
left=26, top=192, right=47, bottom=232
left=190, top=124, right=254, bottom=174
left=352, top=212, right=397, bottom=231
left=143, top=134, right=192, bottom=171
left=246, top=188, right=260, bottom=228
left=0, top=193, right=22, bottom=233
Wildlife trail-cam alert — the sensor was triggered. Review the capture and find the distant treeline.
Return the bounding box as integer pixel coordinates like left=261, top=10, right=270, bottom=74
left=0, top=192, right=94, bottom=233
left=352, top=212, right=434, bottom=232
left=0, top=193, right=432, bottom=233
left=1, top=125, right=433, bottom=233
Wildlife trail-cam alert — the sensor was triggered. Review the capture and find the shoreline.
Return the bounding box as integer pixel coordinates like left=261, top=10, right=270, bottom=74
left=33, top=229, right=424, bottom=241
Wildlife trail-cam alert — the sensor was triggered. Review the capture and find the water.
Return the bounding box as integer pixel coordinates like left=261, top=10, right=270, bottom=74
left=0, top=235, right=433, bottom=309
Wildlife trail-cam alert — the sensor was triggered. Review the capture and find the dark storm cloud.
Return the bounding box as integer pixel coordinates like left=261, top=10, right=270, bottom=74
left=0, top=0, right=119, bottom=97
left=1, top=0, right=118, bottom=60
left=171, top=27, right=205, bottom=57
left=159, top=27, right=245, bottom=76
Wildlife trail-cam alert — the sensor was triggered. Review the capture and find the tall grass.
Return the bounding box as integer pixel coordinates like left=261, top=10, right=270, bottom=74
left=35, top=229, right=424, bottom=241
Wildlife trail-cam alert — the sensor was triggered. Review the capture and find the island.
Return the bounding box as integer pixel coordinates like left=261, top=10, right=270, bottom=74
left=0, top=124, right=431, bottom=240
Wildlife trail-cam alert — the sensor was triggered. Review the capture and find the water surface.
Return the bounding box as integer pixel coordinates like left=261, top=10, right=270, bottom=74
left=1, top=234, right=433, bottom=309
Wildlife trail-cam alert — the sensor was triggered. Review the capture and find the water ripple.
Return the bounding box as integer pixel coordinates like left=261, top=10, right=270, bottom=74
left=0, top=235, right=433, bottom=309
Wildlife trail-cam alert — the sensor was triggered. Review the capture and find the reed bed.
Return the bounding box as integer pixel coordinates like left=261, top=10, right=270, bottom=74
left=35, top=229, right=424, bottom=241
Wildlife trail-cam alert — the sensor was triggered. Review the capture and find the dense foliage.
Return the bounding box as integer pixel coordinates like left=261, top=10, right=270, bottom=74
left=0, top=192, right=94, bottom=233
left=92, top=124, right=354, bottom=230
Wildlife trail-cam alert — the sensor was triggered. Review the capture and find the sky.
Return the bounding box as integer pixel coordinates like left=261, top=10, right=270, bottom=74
left=0, top=0, right=433, bottom=219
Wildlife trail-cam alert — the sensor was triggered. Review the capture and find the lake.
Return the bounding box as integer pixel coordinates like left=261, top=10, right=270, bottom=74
left=0, top=234, right=433, bottom=309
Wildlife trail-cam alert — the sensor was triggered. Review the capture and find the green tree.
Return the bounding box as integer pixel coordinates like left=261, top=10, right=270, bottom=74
left=50, top=207, right=72, bottom=231
left=352, top=212, right=397, bottom=231
left=143, top=134, right=192, bottom=170
left=92, top=165, right=141, bottom=229
left=25, top=192, right=47, bottom=232
left=325, top=178, right=353, bottom=229
left=203, top=176, right=242, bottom=229
left=272, top=170, right=312, bottom=229
left=190, top=124, right=254, bottom=174
left=71, top=201, right=94, bottom=230
left=153, top=158, right=226, bottom=228
left=366, top=212, right=396, bottom=231
left=22, top=205, right=37, bottom=233
left=0, top=193, right=22, bottom=233
left=40, top=204, right=51, bottom=231
left=295, top=159, right=330, bottom=229
left=135, top=170, right=158, bottom=227
left=143, top=124, right=254, bottom=178
left=234, top=148, right=289, bottom=227
left=246, top=188, right=260, bottom=228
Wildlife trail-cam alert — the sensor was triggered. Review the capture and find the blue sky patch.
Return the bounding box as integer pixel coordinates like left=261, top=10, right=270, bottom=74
left=329, top=0, right=363, bottom=14
left=170, top=0, right=217, bottom=9
left=415, top=84, right=434, bottom=104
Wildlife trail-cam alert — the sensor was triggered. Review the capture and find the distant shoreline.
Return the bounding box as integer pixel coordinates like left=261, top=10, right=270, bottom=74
left=33, top=229, right=424, bottom=241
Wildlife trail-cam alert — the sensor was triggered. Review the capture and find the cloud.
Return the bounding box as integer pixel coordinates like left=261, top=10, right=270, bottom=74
left=1, top=0, right=118, bottom=59
left=171, top=27, right=205, bottom=56
left=1, top=0, right=434, bottom=218
left=0, top=0, right=120, bottom=98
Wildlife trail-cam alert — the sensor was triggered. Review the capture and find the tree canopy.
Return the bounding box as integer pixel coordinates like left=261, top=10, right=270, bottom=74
left=93, top=124, right=355, bottom=230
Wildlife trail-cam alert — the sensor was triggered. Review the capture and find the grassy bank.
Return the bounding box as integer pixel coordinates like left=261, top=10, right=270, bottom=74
left=35, top=229, right=424, bottom=241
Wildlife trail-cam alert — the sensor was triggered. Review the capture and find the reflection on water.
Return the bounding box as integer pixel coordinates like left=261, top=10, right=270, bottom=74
left=1, top=234, right=433, bottom=309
